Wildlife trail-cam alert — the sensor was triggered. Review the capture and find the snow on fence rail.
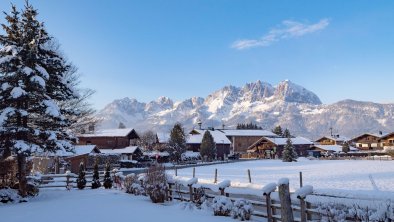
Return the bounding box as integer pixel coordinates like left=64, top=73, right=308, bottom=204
left=37, top=170, right=394, bottom=221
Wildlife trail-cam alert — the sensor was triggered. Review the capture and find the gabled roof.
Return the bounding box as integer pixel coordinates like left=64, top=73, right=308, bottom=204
left=311, top=144, right=358, bottom=153
left=351, top=132, right=388, bottom=141
left=379, top=132, right=394, bottom=140
left=316, top=135, right=349, bottom=142
left=219, top=129, right=277, bottom=137
left=187, top=129, right=231, bottom=144
left=100, top=146, right=141, bottom=155
left=40, top=145, right=100, bottom=157
left=248, top=136, right=313, bottom=150
left=78, top=128, right=139, bottom=138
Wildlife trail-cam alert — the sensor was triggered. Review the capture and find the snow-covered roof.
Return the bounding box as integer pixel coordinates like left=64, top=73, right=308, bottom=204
left=187, top=129, right=231, bottom=145
left=39, top=145, right=99, bottom=157
left=220, top=129, right=277, bottom=137
left=78, top=128, right=136, bottom=137
left=316, top=135, right=349, bottom=142
left=312, top=145, right=358, bottom=153
left=265, top=136, right=313, bottom=146
left=351, top=132, right=388, bottom=141
left=100, top=146, right=141, bottom=154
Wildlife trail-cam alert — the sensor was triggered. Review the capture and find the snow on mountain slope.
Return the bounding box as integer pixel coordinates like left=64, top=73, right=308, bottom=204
left=96, top=80, right=394, bottom=139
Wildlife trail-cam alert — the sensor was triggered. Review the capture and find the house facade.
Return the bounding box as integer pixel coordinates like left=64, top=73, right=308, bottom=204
left=379, top=132, right=394, bottom=149
left=315, top=135, right=349, bottom=146
left=351, top=133, right=384, bottom=150
left=78, top=128, right=140, bottom=149
left=247, top=136, right=313, bottom=158
left=219, top=129, right=278, bottom=154
left=186, top=129, right=231, bottom=160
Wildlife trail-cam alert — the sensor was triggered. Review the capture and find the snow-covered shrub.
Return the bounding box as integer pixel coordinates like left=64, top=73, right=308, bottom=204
left=231, top=199, right=253, bottom=221
left=317, top=202, right=394, bottom=222
left=76, top=162, right=86, bottom=190
left=212, top=196, right=233, bottom=216
left=144, top=164, right=168, bottom=203
left=181, top=151, right=201, bottom=162
left=103, top=163, right=112, bottom=189
left=0, top=188, right=22, bottom=203
left=124, top=174, right=145, bottom=195
left=192, top=187, right=206, bottom=207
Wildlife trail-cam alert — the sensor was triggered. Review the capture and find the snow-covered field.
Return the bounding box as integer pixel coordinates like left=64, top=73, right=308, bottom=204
left=171, top=158, right=394, bottom=192
left=0, top=189, right=258, bottom=222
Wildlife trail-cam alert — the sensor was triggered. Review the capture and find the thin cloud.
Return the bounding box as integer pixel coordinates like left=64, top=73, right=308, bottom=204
left=232, top=18, right=329, bottom=50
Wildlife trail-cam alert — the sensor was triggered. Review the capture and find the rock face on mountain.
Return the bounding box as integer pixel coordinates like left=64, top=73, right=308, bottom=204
left=96, top=80, right=394, bottom=139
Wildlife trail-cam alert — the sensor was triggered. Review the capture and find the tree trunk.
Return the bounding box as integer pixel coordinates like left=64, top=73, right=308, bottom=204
left=17, top=154, right=28, bottom=197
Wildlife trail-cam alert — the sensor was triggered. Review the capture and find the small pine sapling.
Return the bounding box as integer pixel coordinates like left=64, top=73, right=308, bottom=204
left=103, top=163, right=112, bottom=189
left=76, top=162, right=86, bottom=189
left=91, top=161, right=101, bottom=189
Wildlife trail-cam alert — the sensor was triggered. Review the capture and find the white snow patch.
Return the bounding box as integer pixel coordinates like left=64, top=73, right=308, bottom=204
left=10, top=87, right=26, bottom=98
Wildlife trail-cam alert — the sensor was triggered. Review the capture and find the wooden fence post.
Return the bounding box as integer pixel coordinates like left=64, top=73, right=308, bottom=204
left=299, top=171, right=303, bottom=188
left=168, top=183, right=173, bottom=201
left=265, top=193, right=273, bottom=222
left=300, top=198, right=307, bottom=222
left=214, top=168, right=218, bottom=183
left=193, top=167, right=195, bottom=178
left=175, top=167, right=178, bottom=176
left=247, top=169, right=252, bottom=183
left=306, top=202, right=312, bottom=221
left=189, top=185, right=193, bottom=202
left=278, top=179, right=294, bottom=222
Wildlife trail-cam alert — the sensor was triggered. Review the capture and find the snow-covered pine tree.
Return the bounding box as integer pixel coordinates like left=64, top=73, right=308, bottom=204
left=91, top=160, right=101, bottom=189
left=283, top=129, right=291, bottom=138
left=76, top=162, right=86, bottom=189
left=167, top=123, right=187, bottom=163
left=200, top=130, right=216, bottom=161
left=272, top=125, right=283, bottom=136
left=0, top=3, right=77, bottom=196
left=103, top=163, right=112, bottom=189
left=282, top=137, right=298, bottom=162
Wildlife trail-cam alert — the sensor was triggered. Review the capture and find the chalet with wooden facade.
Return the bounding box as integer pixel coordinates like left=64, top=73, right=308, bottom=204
left=78, top=128, right=140, bottom=149
left=219, top=129, right=278, bottom=154
left=379, top=132, right=394, bottom=149
left=64, top=145, right=102, bottom=173
left=351, top=133, right=385, bottom=150
left=186, top=129, right=231, bottom=160
left=315, top=135, right=349, bottom=146
left=247, top=136, right=313, bottom=158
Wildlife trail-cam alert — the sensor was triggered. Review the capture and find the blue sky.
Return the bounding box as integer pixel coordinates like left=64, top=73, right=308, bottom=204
left=1, top=1, right=394, bottom=109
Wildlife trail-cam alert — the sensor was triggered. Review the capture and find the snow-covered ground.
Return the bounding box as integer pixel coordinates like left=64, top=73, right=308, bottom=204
left=0, top=189, right=266, bottom=222
left=170, top=158, right=394, bottom=192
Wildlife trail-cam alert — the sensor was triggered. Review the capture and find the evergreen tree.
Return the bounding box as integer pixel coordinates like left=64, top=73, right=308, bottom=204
left=76, top=162, right=86, bottom=189
left=0, top=3, right=78, bottom=196
left=91, top=161, right=101, bottom=189
left=103, top=163, right=112, bottom=189
left=167, top=123, right=187, bottom=163
left=118, top=122, right=126, bottom=129
left=283, top=128, right=291, bottom=138
left=200, top=131, right=216, bottom=161
left=342, top=141, right=350, bottom=153
left=282, top=137, right=298, bottom=162
left=272, top=125, right=283, bottom=136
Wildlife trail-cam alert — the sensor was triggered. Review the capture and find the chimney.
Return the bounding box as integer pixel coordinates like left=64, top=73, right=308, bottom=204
left=197, top=119, right=202, bottom=130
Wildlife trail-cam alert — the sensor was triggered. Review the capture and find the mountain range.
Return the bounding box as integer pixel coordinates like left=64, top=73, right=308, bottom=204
left=96, top=80, right=394, bottom=139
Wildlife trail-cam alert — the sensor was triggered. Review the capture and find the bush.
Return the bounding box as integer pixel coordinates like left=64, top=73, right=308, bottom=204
left=144, top=164, right=168, bottom=203
left=0, top=188, right=22, bottom=203
left=124, top=174, right=145, bottom=195
left=212, top=196, right=233, bottom=216
left=91, top=162, right=101, bottom=189
left=192, top=187, right=206, bottom=207
left=231, top=199, right=253, bottom=221
left=0, top=156, right=17, bottom=188
left=103, top=163, right=112, bottom=189
left=76, top=162, right=86, bottom=190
